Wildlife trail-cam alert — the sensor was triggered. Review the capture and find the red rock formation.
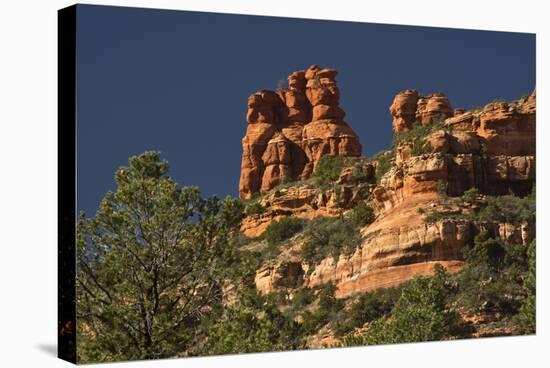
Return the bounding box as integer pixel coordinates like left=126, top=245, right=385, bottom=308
left=241, top=179, right=370, bottom=238
left=250, top=90, right=535, bottom=298
left=239, top=65, right=362, bottom=199
left=239, top=91, right=280, bottom=197
left=416, top=92, right=454, bottom=125
left=389, top=89, right=419, bottom=132
left=390, top=90, right=454, bottom=132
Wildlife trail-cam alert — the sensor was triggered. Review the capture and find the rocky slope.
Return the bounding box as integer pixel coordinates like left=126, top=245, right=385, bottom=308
left=238, top=70, right=536, bottom=299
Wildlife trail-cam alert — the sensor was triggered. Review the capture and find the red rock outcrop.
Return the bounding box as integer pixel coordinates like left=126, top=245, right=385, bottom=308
left=416, top=92, right=454, bottom=125
left=445, top=93, right=536, bottom=157
left=390, top=90, right=454, bottom=132
left=239, top=65, right=362, bottom=199
left=386, top=89, right=536, bottom=200
left=241, top=179, right=371, bottom=238
left=389, top=89, right=419, bottom=132
left=250, top=88, right=535, bottom=299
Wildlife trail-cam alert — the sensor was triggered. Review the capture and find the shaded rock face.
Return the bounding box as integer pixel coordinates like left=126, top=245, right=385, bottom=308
left=390, top=90, right=454, bottom=132
left=255, top=260, right=305, bottom=294
left=239, top=65, right=362, bottom=199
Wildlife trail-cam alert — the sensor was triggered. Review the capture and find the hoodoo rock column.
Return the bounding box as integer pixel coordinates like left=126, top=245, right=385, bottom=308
left=239, top=65, right=362, bottom=199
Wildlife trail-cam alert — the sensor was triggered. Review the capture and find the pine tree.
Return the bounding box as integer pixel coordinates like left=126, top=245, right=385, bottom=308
left=76, top=151, right=244, bottom=362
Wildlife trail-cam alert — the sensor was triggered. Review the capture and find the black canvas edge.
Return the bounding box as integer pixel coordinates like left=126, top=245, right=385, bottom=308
left=58, top=4, right=77, bottom=364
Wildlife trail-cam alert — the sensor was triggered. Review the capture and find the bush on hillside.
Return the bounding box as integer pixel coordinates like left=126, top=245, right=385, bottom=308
left=347, top=202, right=375, bottom=228
left=312, top=155, right=345, bottom=188
left=345, top=264, right=459, bottom=345
left=301, top=216, right=362, bottom=265
left=477, top=194, right=535, bottom=225
left=302, top=284, right=344, bottom=334
left=263, top=216, right=305, bottom=246
left=334, top=287, right=401, bottom=336
left=456, top=230, right=530, bottom=315
left=517, top=239, right=536, bottom=332
left=462, top=187, right=479, bottom=203
left=245, top=201, right=265, bottom=215
left=372, top=151, right=393, bottom=183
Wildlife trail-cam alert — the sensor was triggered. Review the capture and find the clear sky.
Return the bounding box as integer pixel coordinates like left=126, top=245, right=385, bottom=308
left=76, top=4, right=535, bottom=216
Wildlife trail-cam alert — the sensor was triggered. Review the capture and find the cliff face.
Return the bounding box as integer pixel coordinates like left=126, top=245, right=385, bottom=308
left=239, top=65, right=362, bottom=199
left=239, top=74, right=536, bottom=299
left=380, top=91, right=536, bottom=206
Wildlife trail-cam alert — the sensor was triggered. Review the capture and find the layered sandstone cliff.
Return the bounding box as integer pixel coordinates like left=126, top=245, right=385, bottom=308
left=242, top=83, right=535, bottom=299
left=239, top=65, right=362, bottom=199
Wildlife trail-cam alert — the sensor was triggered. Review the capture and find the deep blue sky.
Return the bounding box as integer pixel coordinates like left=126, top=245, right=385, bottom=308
left=76, top=4, right=535, bottom=215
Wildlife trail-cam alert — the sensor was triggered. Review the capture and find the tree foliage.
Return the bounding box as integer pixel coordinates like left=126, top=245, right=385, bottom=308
left=302, top=284, right=344, bottom=334
left=300, top=216, right=362, bottom=265
left=457, top=230, right=530, bottom=315
left=518, top=239, right=536, bottom=332
left=202, top=288, right=305, bottom=355
left=462, top=187, right=479, bottom=203
left=313, top=155, right=345, bottom=188
left=263, top=216, right=305, bottom=246
left=76, top=152, right=245, bottom=363
left=478, top=194, right=535, bottom=224
left=465, top=230, right=507, bottom=273
left=343, top=265, right=459, bottom=346
left=372, top=151, right=393, bottom=183
left=334, top=287, right=401, bottom=336
left=347, top=202, right=375, bottom=228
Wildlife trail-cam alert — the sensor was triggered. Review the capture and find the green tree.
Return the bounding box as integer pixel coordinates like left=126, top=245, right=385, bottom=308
left=465, top=230, right=507, bottom=273
left=244, top=201, right=265, bottom=215
left=348, top=202, right=375, bottom=228
left=478, top=194, right=535, bottom=225
left=263, top=216, right=305, bottom=246
left=302, top=284, right=344, bottom=334
left=528, top=183, right=536, bottom=201
left=76, top=152, right=245, bottom=363
left=518, top=239, right=536, bottom=332
left=334, top=287, right=401, bottom=336
left=462, top=187, right=479, bottom=203
left=358, top=265, right=459, bottom=345
left=437, top=179, right=448, bottom=197
left=372, top=151, right=393, bottom=183
left=456, top=230, right=530, bottom=315
left=202, top=288, right=305, bottom=355
left=301, top=216, right=362, bottom=265
left=313, top=155, right=344, bottom=188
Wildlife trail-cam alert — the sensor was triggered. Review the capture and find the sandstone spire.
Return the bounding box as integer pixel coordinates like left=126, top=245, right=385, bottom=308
left=239, top=65, right=362, bottom=199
